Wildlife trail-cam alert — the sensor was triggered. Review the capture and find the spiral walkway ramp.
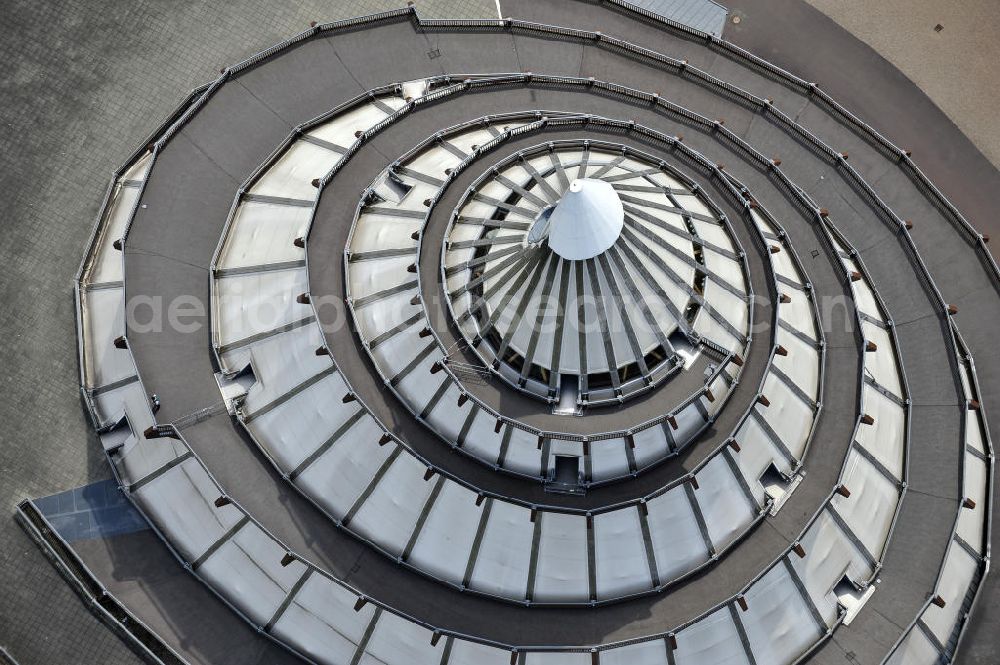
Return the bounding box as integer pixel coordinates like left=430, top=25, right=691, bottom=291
left=52, top=1, right=996, bottom=664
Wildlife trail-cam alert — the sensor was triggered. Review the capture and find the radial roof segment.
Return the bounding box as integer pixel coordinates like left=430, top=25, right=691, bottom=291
left=544, top=178, right=624, bottom=260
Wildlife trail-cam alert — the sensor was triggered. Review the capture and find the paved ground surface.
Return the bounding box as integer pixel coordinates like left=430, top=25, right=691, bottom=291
left=802, top=0, right=1000, bottom=171
left=0, top=0, right=997, bottom=663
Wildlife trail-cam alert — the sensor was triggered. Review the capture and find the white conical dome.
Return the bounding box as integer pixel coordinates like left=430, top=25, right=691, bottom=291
left=546, top=178, right=624, bottom=260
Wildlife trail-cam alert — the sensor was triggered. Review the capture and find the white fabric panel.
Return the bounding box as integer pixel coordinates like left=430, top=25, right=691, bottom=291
left=503, top=427, right=542, bottom=476
left=462, top=410, right=504, bottom=464
left=247, top=372, right=362, bottom=471
left=359, top=611, right=443, bottom=665
left=408, top=481, right=482, bottom=584
left=589, top=438, right=630, bottom=482
left=884, top=627, right=941, bottom=665
left=370, top=329, right=427, bottom=378
left=695, top=455, right=756, bottom=549
left=348, top=255, right=413, bottom=299
left=121, top=151, right=153, bottom=181
left=702, top=279, right=748, bottom=337
left=735, top=405, right=793, bottom=481
left=672, top=403, right=706, bottom=447
left=354, top=292, right=421, bottom=345
left=860, top=321, right=902, bottom=397
left=772, top=327, right=819, bottom=401
left=295, top=434, right=395, bottom=521
left=215, top=267, right=308, bottom=347
left=134, top=458, right=244, bottom=563
left=690, top=218, right=733, bottom=251
left=407, top=146, right=463, bottom=182
left=94, top=376, right=154, bottom=432
left=250, top=140, right=334, bottom=201
left=350, top=220, right=419, bottom=254
left=308, top=102, right=397, bottom=148
left=793, top=510, right=871, bottom=626
left=776, top=292, right=816, bottom=339
left=768, top=247, right=806, bottom=289
left=600, top=640, right=669, bottom=665
left=533, top=512, right=589, bottom=602
left=757, top=372, right=813, bottom=460
left=113, top=430, right=186, bottom=486
left=217, top=201, right=310, bottom=270
left=733, top=418, right=787, bottom=506
left=270, top=574, right=375, bottom=665
left=448, top=128, right=498, bottom=155
left=349, top=453, right=436, bottom=557
left=241, top=326, right=332, bottom=413
left=741, top=563, right=821, bottom=663
left=261, top=404, right=373, bottom=478
left=594, top=508, right=652, bottom=599
left=424, top=382, right=472, bottom=441
left=853, top=384, right=905, bottom=481
left=645, top=488, right=709, bottom=580
left=957, top=454, right=987, bottom=549
left=81, top=287, right=131, bottom=390
left=673, top=606, right=750, bottom=665
left=672, top=193, right=712, bottom=219
left=199, top=522, right=309, bottom=628
left=832, top=449, right=899, bottom=558
left=849, top=276, right=884, bottom=323
left=965, top=409, right=986, bottom=455
left=593, top=266, right=637, bottom=364
left=88, top=185, right=139, bottom=284
left=693, top=313, right=741, bottom=353
left=631, top=425, right=671, bottom=469
left=701, top=372, right=734, bottom=418
left=397, top=361, right=449, bottom=414
left=447, top=640, right=513, bottom=665
left=523, top=654, right=591, bottom=665
left=922, top=545, right=979, bottom=644
left=469, top=500, right=532, bottom=599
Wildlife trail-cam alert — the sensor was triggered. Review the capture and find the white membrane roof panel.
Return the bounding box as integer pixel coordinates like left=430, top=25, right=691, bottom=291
left=249, top=140, right=335, bottom=201
left=922, top=544, right=979, bottom=644
left=295, top=433, right=395, bottom=521
left=248, top=374, right=367, bottom=471
left=88, top=184, right=139, bottom=285
left=853, top=384, right=905, bottom=481
left=408, top=480, right=482, bottom=584
left=198, top=523, right=309, bottom=628
left=360, top=611, right=443, bottom=665
left=533, top=512, right=589, bottom=602
left=645, top=487, right=709, bottom=580
left=695, top=454, right=757, bottom=550
left=594, top=508, right=653, bottom=599
left=793, top=510, right=871, bottom=626
left=135, top=458, right=244, bottom=563
left=270, top=574, right=375, bottom=665
left=600, top=640, right=669, bottom=665
left=215, top=267, right=309, bottom=348
left=81, top=287, right=131, bottom=390
left=469, top=500, right=533, bottom=599
left=217, top=200, right=310, bottom=271
left=447, top=640, right=513, bottom=665
left=884, top=627, right=941, bottom=665
left=673, top=606, right=750, bottom=665
left=349, top=453, right=436, bottom=557
left=741, top=563, right=821, bottom=663
left=832, top=448, right=899, bottom=558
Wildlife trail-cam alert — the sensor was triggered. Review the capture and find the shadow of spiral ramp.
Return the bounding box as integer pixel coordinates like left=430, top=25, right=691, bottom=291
left=70, top=2, right=995, bottom=664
